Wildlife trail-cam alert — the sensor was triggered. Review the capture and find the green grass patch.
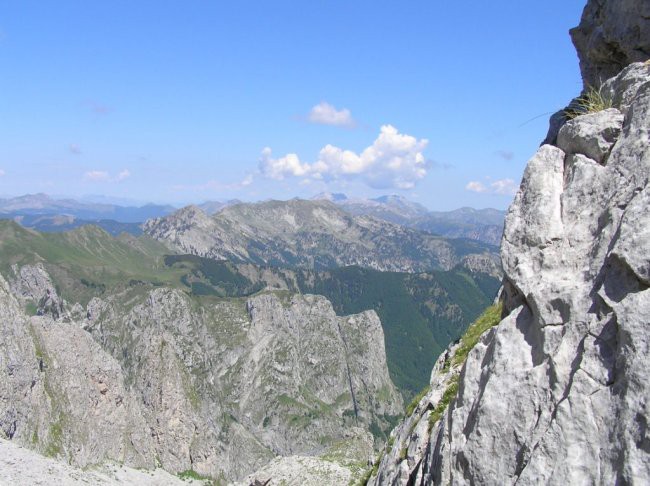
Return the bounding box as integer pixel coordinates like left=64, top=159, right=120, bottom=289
left=44, top=419, right=64, bottom=457
left=385, top=435, right=395, bottom=454
left=177, top=469, right=213, bottom=482
left=404, top=385, right=429, bottom=417
left=428, top=375, right=459, bottom=431
left=0, top=221, right=184, bottom=306
left=357, top=450, right=384, bottom=486
left=25, top=300, right=38, bottom=316
left=451, top=303, right=502, bottom=368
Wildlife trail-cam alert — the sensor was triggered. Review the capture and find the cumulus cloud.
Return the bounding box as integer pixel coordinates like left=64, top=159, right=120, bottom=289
left=465, top=181, right=487, bottom=193
left=259, top=125, right=428, bottom=190
left=466, top=178, right=518, bottom=196
left=84, top=169, right=131, bottom=183
left=490, top=178, right=518, bottom=195
left=307, top=102, right=354, bottom=127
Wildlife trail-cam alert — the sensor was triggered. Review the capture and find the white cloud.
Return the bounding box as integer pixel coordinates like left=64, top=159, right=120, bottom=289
left=491, top=178, right=518, bottom=195
left=84, top=170, right=110, bottom=181
left=466, top=178, right=518, bottom=196
left=465, top=181, right=487, bottom=193
left=240, top=173, right=254, bottom=186
left=259, top=125, right=428, bottom=190
left=259, top=148, right=311, bottom=179
left=84, top=169, right=131, bottom=183
left=0, top=169, right=5, bottom=177
left=307, top=102, right=354, bottom=127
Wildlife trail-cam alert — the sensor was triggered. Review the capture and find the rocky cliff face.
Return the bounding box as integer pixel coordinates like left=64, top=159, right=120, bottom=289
left=571, top=0, right=650, bottom=87
left=0, top=262, right=402, bottom=482
left=143, top=199, right=498, bottom=273
left=369, top=22, right=650, bottom=486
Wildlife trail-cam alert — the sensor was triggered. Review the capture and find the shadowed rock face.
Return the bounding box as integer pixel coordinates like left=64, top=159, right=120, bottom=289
left=571, top=0, right=650, bottom=88
left=369, top=46, right=650, bottom=486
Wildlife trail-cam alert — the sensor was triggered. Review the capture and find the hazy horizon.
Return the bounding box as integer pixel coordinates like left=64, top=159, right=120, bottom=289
left=0, top=190, right=511, bottom=213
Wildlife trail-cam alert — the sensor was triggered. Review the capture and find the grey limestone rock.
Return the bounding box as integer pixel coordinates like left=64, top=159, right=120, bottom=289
left=1, top=261, right=402, bottom=483
left=571, top=0, right=650, bottom=88
left=556, top=107, right=624, bottom=164
left=9, top=263, right=67, bottom=320
left=0, top=273, right=154, bottom=471
left=371, top=62, right=650, bottom=485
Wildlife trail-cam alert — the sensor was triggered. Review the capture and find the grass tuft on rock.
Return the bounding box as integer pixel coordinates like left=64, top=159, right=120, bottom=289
left=428, top=376, right=459, bottom=431
left=404, top=386, right=429, bottom=417
left=451, top=303, right=502, bottom=368
left=565, top=85, right=613, bottom=119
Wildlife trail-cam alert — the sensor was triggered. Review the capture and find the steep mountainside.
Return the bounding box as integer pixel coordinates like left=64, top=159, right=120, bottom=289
left=163, top=255, right=500, bottom=397
left=0, top=222, right=403, bottom=482
left=369, top=4, right=650, bottom=482
left=143, top=199, right=498, bottom=273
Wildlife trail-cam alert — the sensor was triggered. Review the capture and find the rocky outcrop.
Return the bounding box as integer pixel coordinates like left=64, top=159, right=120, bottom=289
left=571, top=0, right=650, bottom=88
left=236, top=430, right=374, bottom=486
left=370, top=61, right=650, bottom=485
left=0, top=262, right=402, bottom=482
left=9, top=263, right=67, bottom=319
left=0, top=274, right=155, bottom=470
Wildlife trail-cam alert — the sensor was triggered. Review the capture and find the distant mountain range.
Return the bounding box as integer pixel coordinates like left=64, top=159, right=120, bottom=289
left=0, top=193, right=175, bottom=226
left=312, top=193, right=505, bottom=245
left=0, top=193, right=505, bottom=246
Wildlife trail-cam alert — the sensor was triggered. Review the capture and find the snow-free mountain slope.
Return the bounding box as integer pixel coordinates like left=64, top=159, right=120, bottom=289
left=144, top=199, right=498, bottom=273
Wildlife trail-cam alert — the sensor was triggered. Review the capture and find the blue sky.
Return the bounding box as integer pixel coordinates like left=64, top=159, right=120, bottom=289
left=0, top=1, right=586, bottom=210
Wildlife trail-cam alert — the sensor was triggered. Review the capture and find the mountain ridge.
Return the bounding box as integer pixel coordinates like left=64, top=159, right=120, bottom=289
left=143, top=199, right=500, bottom=274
